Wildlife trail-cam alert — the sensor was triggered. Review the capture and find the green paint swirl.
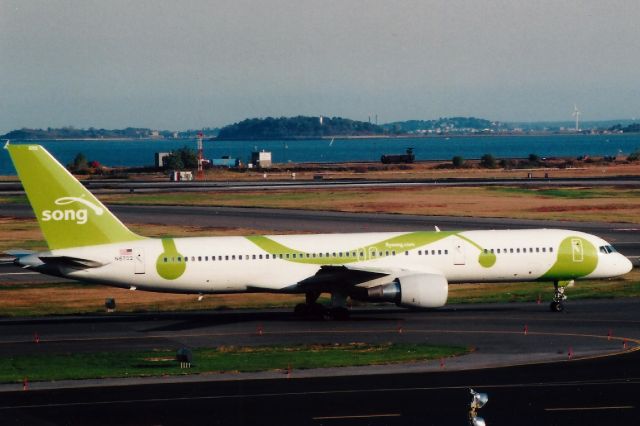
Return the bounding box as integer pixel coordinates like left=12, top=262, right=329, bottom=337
left=156, top=238, right=186, bottom=280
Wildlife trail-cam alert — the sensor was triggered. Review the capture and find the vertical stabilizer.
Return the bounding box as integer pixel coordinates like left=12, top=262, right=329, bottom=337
left=6, top=144, right=145, bottom=249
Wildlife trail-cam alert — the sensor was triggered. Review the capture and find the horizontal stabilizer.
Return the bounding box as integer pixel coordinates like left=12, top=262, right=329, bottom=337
left=39, top=256, right=107, bottom=269
left=4, top=249, right=36, bottom=258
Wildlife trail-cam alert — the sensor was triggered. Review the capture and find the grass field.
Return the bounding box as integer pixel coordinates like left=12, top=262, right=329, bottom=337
left=0, top=271, right=637, bottom=317
left=0, top=343, right=468, bottom=383
left=94, top=185, right=640, bottom=223
left=3, top=185, right=640, bottom=224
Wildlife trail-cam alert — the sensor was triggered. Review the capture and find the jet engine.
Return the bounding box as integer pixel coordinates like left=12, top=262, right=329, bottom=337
left=366, top=273, right=448, bottom=308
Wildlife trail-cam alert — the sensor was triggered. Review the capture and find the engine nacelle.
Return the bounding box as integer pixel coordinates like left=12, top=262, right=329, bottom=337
left=367, top=273, right=448, bottom=308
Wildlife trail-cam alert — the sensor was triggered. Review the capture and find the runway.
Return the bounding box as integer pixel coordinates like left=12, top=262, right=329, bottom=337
left=1, top=176, right=640, bottom=195
left=0, top=299, right=639, bottom=425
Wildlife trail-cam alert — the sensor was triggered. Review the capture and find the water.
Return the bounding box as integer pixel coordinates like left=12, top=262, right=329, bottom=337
left=1, top=134, right=639, bottom=176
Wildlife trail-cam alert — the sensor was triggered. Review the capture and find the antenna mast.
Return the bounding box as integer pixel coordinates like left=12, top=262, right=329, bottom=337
left=196, top=131, right=204, bottom=180
left=572, top=105, right=581, bottom=132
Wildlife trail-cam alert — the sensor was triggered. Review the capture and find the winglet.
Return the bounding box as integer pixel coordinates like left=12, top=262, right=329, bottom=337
left=3, top=140, right=9, bottom=150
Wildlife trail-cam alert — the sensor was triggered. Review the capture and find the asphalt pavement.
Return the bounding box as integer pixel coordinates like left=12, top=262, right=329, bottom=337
left=0, top=299, right=639, bottom=425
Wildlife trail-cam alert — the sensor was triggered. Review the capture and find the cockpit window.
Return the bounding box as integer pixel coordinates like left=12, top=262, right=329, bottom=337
left=599, top=245, right=617, bottom=254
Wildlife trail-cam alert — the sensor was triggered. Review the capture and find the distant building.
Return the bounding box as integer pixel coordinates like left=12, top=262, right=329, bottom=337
left=251, top=150, right=272, bottom=168
left=155, top=152, right=171, bottom=168
left=169, top=170, right=193, bottom=181
left=211, top=156, right=240, bottom=168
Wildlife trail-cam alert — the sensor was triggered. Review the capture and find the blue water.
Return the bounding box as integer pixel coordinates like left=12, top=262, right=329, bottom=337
left=1, top=134, right=639, bottom=176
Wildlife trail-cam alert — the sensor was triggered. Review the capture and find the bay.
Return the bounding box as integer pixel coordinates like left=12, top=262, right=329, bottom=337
left=1, top=134, right=639, bottom=176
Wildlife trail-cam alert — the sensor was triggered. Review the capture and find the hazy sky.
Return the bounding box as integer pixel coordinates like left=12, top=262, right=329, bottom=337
left=1, top=0, right=639, bottom=132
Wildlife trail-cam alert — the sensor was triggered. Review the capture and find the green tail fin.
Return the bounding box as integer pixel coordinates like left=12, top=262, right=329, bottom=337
left=6, top=143, right=145, bottom=250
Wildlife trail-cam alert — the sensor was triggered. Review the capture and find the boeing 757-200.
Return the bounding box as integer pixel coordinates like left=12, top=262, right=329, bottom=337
left=5, top=143, right=633, bottom=318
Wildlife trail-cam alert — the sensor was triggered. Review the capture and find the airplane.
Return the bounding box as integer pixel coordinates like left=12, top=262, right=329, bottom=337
left=4, top=142, right=633, bottom=318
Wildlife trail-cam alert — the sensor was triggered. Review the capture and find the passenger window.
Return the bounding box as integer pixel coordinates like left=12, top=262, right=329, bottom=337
left=163, top=257, right=167, bottom=262
left=431, top=250, right=435, bottom=255
left=490, top=249, right=494, bottom=254
left=444, top=250, right=448, bottom=254
left=497, top=249, right=501, bottom=254
left=185, top=257, right=189, bottom=262
left=418, top=250, right=422, bottom=255
left=535, top=248, right=539, bottom=253
left=438, top=250, right=442, bottom=255
left=510, top=248, right=514, bottom=253
left=550, top=247, right=553, bottom=253
left=542, top=248, right=546, bottom=252
left=225, top=256, right=229, bottom=260
left=198, top=256, right=202, bottom=261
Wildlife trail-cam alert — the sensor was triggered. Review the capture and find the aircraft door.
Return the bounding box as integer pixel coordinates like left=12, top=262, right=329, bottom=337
left=134, top=248, right=146, bottom=274
left=571, top=239, right=584, bottom=262
left=452, top=238, right=465, bottom=265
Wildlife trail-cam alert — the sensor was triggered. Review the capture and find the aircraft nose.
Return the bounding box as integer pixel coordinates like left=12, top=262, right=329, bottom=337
left=618, top=255, right=633, bottom=275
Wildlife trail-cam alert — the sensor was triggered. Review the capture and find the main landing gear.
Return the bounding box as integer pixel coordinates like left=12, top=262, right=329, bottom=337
left=294, top=291, right=350, bottom=320
left=550, top=280, right=567, bottom=312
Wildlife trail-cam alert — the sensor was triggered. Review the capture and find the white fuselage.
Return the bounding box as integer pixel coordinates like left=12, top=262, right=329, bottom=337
left=45, top=229, right=631, bottom=294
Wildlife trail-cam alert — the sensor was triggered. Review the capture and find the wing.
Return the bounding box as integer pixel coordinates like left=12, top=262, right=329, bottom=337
left=247, top=265, right=399, bottom=294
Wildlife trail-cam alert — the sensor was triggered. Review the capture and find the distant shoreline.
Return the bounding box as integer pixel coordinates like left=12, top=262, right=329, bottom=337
left=4, top=132, right=629, bottom=142
left=213, top=132, right=621, bottom=141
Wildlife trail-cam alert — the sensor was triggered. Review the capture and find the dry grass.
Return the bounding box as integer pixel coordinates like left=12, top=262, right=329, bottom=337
left=101, top=185, right=640, bottom=224
left=0, top=283, right=304, bottom=316
left=192, top=160, right=640, bottom=181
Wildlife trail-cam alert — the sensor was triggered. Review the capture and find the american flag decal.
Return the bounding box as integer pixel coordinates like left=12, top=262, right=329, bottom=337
left=120, top=248, right=133, bottom=255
